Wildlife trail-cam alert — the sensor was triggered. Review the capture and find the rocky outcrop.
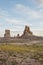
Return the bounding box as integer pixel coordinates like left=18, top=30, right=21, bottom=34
left=0, top=25, right=42, bottom=43
left=21, top=25, right=33, bottom=38
left=4, top=30, right=10, bottom=38
left=24, top=25, right=33, bottom=35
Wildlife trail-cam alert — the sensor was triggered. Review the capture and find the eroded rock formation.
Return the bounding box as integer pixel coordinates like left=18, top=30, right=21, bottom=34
left=21, top=25, right=33, bottom=38
left=4, top=30, right=10, bottom=38
left=4, top=26, right=33, bottom=39
left=23, top=25, right=33, bottom=35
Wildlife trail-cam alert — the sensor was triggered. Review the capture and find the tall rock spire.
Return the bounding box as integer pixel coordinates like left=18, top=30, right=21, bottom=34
left=21, top=25, right=33, bottom=38
left=23, top=25, right=32, bottom=35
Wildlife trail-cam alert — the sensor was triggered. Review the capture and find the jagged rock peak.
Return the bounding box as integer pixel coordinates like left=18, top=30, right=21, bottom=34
left=23, top=25, right=33, bottom=35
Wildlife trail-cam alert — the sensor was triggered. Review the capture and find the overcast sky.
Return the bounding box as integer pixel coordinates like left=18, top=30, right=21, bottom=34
left=0, top=0, right=43, bottom=37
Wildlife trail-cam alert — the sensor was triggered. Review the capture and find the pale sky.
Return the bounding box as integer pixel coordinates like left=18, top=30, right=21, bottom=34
left=0, top=0, right=43, bottom=37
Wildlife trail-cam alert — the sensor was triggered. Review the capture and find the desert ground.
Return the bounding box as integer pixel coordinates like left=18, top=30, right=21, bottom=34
left=0, top=42, right=43, bottom=65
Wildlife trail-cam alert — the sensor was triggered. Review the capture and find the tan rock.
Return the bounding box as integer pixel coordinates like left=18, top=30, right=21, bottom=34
left=24, top=25, right=33, bottom=35
left=21, top=25, right=33, bottom=38
left=4, top=30, right=10, bottom=38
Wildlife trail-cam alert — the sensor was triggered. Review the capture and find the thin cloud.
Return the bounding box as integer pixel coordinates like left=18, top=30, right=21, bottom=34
left=6, top=18, right=26, bottom=25
left=35, top=0, right=43, bottom=7
left=15, top=4, right=42, bottom=19
left=0, top=8, right=9, bottom=19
